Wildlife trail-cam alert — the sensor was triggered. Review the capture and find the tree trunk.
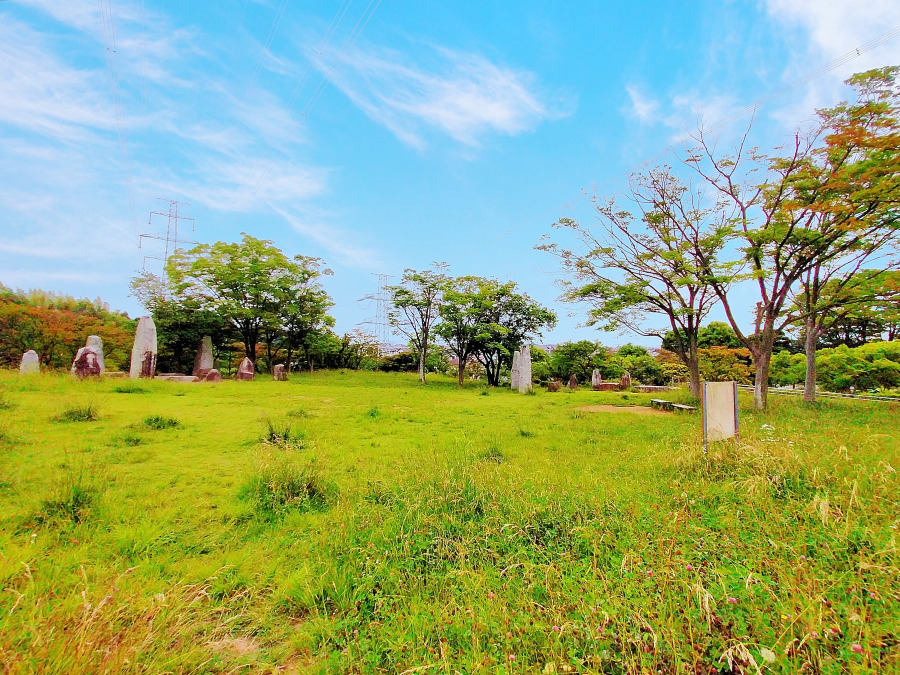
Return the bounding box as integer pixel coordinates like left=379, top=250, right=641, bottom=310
left=687, top=358, right=701, bottom=398
left=753, top=349, right=772, bottom=411
left=457, top=360, right=465, bottom=387
left=803, top=318, right=817, bottom=403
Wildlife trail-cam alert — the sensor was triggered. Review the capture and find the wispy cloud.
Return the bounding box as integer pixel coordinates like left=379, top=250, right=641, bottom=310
left=323, top=44, right=570, bottom=149
left=624, top=85, right=660, bottom=123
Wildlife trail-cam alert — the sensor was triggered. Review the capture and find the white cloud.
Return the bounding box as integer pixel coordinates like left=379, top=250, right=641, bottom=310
left=323, top=44, right=569, bottom=149
left=271, top=205, right=384, bottom=269
left=625, top=85, right=660, bottom=123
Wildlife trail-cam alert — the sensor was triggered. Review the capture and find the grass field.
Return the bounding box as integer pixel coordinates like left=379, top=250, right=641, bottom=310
left=0, top=370, right=897, bottom=674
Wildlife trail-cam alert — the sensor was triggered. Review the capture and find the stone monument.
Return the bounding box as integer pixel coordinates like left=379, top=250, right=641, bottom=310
left=204, top=369, right=222, bottom=383
left=19, top=350, right=40, bottom=375
left=516, top=345, right=531, bottom=393
left=71, top=335, right=105, bottom=376
left=129, top=316, right=158, bottom=379
left=568, top=375, right=578, bottom=390
left=591, top=369, right=602, bottom=390
left=236, top=357, right=255, bottom=381
left=620, top=371, right=632, bottom=390
left=193, top=335, right=214, bottom=378
left=547, top=380, right=561, bottom=392
left=73, top=348, right=102, bottom=378
left=273, top=364, right=287, bottom=381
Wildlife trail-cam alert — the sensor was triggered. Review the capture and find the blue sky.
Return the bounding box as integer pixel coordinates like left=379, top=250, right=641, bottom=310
left=2, top=0, right=899, bottom=346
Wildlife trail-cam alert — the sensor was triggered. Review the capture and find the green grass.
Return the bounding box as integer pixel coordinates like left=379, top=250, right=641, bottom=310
left=0, top=370, right=897, bottom=673
left=143, top=414, right=180, bottom=430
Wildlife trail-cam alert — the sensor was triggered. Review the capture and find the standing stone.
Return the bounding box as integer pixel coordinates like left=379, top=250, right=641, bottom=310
left=547, top=380, right=561, bottom=393
left=568, top=375, right=578, bottom=390
left=86, top=335, right=105, bottom=374
left=19, top=350, right=40, bottom=375
left=129, top=317, right=158, bottom=379
left=71, top=335, right=105, bottom=376
left=73, top=347, right=102, bottom=379
left=236, top=357, right=255, bottom=381
left=620, top=371, right=632, bottom=390
left=510, top=350, right=520, bottom=390
left=517, top=346, right=532, bottom=393
left=204, top=369, right=222, bottom=383
left=591, top=369, right=602, bottom=390
left=193, top=335, right=214, bottom=378
left=273, top=364, right=287, bottom=381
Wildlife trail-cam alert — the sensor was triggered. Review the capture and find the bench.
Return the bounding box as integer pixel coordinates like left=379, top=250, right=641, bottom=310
left=650, top=399, right=697, bottom=413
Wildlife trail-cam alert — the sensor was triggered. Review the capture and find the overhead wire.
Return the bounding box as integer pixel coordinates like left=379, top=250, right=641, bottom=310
left=449, top=23, right=900, bottom=265
left=244, top=0, right=291, bottom=98
left=238, top=0, right=381, bottom=208
left=98, top=0, right=139, bottom=239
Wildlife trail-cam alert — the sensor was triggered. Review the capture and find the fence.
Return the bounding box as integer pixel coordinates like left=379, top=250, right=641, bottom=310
left=735, top=384, right=900, bottom=403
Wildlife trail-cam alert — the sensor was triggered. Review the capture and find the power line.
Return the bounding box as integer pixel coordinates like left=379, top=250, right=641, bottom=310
left=139, top=199, right=198, bottom=273
left=97, top=0, right=140, bottom=239
left=450, top=23, right=900, bottom=265
left=244, top=0, right=291, bottom=98
left=239, top=0, right=381, bottom=209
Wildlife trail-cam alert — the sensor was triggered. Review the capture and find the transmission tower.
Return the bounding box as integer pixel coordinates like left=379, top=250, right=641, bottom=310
left=139, top=198, right=199, bottom=273
left=358, top=273, right=393, bottom=353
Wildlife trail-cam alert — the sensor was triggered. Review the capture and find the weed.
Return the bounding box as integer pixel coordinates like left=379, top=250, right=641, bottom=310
left=113, top=384, right=149, bottom=394
left=54, top=403, right=100, bottom=423
left=287, top=407, right=310, bottom=418
left=143, top=415, right=180, bottom=430
left=476, top=435, right=505, bottom=463
left=114, top=434, right=144, bottom=447
left=239, top=459, right=335, bottom=518
left=518, top=429, right=535, bottom=438
left=0, top=397, right=15, bottom=410
left=479, top=390, right=490, bottom=396
left=34, top=459, right=102, bottom=524
left=366, top=406, right=380, bottom=418
left=261, top=418, right=305, bottom=448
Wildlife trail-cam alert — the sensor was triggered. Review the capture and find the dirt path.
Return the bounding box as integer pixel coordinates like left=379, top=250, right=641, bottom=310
left=577, top=404, right=667, bottom=416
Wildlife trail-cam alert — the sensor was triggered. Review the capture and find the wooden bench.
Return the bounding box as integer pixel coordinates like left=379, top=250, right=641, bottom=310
left=670, top=403, right=698, bottom=413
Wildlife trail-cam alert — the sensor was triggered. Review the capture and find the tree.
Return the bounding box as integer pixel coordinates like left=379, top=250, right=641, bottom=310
left=278, top=256, right=334, bottom=373
left=549, top=340, right=610, bottom=382
left=435, top=277, right=556, bottom=386
left=540, top=167, right=729, bottom=397
left=788, top=268, right=900, bottom=401
left=684, top=68, right=900, bottom=409
left=387, top=266, right=448, bottom=384
left=167, top=234, right=333, bottom=366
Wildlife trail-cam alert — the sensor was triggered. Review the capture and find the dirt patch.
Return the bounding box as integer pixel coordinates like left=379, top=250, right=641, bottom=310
left=577, top=404, right=666, bottom=416
left=210, top=637, right=258, bottom=656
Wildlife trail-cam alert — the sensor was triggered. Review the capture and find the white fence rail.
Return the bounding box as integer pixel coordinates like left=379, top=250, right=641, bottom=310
left=735, top=384, right=900, bottom=403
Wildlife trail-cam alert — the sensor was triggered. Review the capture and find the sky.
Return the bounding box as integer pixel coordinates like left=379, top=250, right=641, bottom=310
left=2, top=0, right=900, bottom=347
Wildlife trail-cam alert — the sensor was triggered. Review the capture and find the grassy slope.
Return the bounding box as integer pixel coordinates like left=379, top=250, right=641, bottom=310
left=0, top=371, right=897, bottom=674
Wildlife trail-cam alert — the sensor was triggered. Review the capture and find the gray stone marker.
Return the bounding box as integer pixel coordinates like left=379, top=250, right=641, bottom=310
left=204, top=369, right=222, bottom=383
left=516, top=345, right=532, bottom=393
left=510, top=350, right=520, bottom=390
left=273, top=364, right=287, bottom=381
left=193, top=335, right=214, bottom=378
left=568, top=375, right=578, bottom=390
left=591, top=369, right=602, bottom=390
left=236, top=358, right=255, bottom=381
left=129, top=316, right=158, bottom=379
left=620, top=371, right=632, bottom=390
left=19, top=350, right=40, bottom=375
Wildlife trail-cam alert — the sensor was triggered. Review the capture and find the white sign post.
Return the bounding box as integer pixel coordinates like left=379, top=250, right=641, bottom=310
left=702, top=381, right=739, bottom=451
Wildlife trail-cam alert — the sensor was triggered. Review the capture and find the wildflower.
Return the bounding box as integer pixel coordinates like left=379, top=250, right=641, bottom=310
left=869, top=592, right=877, bottom=599
left=552, top=625, right=560, bottom=632
left=809, top=632, right=819, bottom=639
left=800, top=555, right=806, bottom=560
left=508, top=654, right=516, bottom=662
left=646, top=570, right=653, bottom=576
left=685, top=564, right=693, bottom=571
left=727, top=597, right=738, bottom=604
left=487, top=591, right=496, bottom=599
left=851, top=644, right=864, bottom=655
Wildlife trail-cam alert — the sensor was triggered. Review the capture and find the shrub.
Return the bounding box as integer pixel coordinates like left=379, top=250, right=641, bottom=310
left=54, top=404, right=100, bottom=423
left=143, top=415, right=179, bottom=430
left=240, top=460, right=334, bottom=518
